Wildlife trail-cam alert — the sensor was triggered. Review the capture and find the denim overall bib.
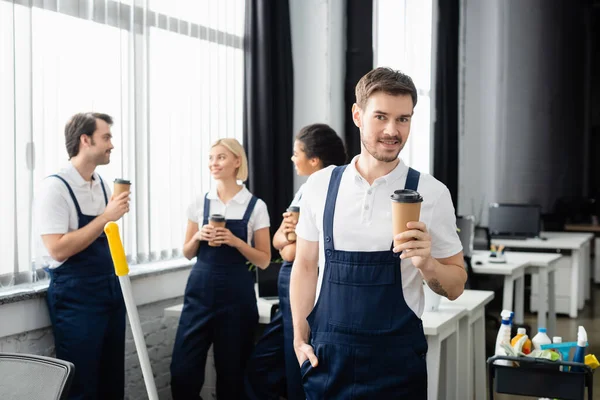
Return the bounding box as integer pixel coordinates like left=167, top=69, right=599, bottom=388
left=301, top=165, right=428, bottom=399
left=46, top=175, right=126, bottom=400
left=171, top=194, right=259, bottom=399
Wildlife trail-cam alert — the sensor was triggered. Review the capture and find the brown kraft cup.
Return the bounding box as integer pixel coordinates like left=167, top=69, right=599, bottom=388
left=208, top=214, right=226, bottom=247
left=286, top=206, right=300, bottom=243
left=391, top=189, right=423, bottom=248
left=113, top=179, right=132, bottom=197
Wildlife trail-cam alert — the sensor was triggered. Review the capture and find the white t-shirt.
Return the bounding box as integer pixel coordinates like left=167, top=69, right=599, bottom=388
left=187, top=185, right=270, bottom=244
left=34, top=163, right=113, bottom=269
left=295, top=156, right=463, bottom=317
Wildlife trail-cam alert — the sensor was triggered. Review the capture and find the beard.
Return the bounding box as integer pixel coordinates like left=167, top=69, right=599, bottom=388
left=361, top=134, right=403, bottom=163
left=89, top=140, right=111, bottom=165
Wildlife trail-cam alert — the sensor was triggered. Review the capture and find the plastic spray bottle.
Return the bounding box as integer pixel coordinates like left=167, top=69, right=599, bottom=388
left=495, top=310, right=514, bottom=365
left=571, top=326, right=588, bottom=372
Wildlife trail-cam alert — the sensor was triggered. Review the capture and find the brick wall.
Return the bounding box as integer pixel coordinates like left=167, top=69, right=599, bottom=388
left=0, top=296, right=217, bottom=400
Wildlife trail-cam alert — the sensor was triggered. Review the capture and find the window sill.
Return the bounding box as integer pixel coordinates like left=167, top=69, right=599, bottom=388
left=0, top=258, right=194, bottom=306
left=0, top=258, right=194, bottom=338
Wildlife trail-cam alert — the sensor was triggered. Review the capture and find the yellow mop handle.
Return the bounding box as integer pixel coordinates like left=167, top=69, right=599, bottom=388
left=103, top=221, right=159, bottom=400
left=104, top=222, right=129, bottom=276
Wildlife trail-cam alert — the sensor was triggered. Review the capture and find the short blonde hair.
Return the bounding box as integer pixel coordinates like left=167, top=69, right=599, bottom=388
left=212, top=138, right=249, bottom=182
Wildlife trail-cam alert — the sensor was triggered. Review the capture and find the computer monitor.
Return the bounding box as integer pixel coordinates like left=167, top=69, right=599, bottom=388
left=256, top=262, right=282, bottom=299
left=488, top=203, right=542, bottom=239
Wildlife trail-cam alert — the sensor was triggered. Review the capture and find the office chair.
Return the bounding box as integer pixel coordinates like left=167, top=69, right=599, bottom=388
left=456, top=215, right=475, bottom=258
left=473, top=225, right=491, bottom=251
left=0, top=353, right=74, bottom=400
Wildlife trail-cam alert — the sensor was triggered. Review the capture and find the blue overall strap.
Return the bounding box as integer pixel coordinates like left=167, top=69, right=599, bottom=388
left=242, top=196, right=259, bottom=224
left=50, top=175, right=83, bottom=216
left=98, top=176, right=108, bottom=205
left=322, top=165, right=348, bottom=251
left=405, top=167, right=420, bottom=191
left=202, top=193, right=210, bottom=225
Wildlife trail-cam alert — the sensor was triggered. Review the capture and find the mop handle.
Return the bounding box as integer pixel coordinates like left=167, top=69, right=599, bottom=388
left=105, top=222, right=159, bottom=400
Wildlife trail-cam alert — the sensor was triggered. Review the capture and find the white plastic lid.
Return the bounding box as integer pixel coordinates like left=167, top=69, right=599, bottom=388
left=517, top=327, right=526, bottom=335
left=553, top=336, right=562, bottom=343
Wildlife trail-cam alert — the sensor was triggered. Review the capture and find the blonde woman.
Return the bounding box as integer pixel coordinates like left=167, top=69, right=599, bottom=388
left=170, top=138, right=271, bottom=399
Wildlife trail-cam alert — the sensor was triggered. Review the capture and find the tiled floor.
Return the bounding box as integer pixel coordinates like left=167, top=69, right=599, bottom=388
left=493, top=284, right=600, bottom=400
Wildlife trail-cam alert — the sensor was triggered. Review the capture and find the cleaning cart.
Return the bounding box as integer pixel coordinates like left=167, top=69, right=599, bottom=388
left=487, top=355, right=594, bottom=400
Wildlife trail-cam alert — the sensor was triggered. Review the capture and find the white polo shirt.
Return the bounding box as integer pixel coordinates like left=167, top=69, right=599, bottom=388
left=187, top=185, right=270, bottom=244
left=34, top=163, right=112, bottom=269
left=295, top=156, right=463, bottom=317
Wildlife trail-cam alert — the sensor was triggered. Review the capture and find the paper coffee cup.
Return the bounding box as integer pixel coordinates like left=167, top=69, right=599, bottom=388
left=113, top=179, right=131, bottom=197
left=286, top=206, right=300, bottom=243
left=208, top=214, right=226, bottom=247
left=391, top=189, right=423, bottom=248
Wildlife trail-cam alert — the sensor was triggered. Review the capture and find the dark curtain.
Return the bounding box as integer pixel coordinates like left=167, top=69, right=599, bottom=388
left=433, top=0, right=460, bottom=206
left=243, top=0, right=294, bottom=245
left=344, top=0, right=373, bottom=158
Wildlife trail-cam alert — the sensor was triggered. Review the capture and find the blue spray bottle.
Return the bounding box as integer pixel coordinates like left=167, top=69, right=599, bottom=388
left=571, top=326, right=587, bottom=372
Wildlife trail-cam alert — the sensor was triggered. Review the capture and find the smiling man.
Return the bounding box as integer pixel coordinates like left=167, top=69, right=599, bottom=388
left=34, top=112, right=130, bottom=400
left=290, top=67, right=467, bottom=399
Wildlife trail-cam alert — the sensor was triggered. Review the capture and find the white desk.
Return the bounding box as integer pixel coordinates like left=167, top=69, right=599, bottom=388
left=470, top=252, right=528, bottom=324
left=422, top=306, right=468, bottom=400
left=440, top=290, right=494, bottom=400
left=165, top=289, right=279, bottom=325
left=519, top=252, right=560, bottom=335
left=473, top=251, right=561, bottom=335
left=564, top=224, right=600, bottom=285
left=493, top=232, right=593, bottom=317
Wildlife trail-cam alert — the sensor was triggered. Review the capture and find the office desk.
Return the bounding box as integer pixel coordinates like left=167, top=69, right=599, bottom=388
left=473, top=251, right=561, bottom=334
left=440, top=290, right=494, bottom=400
left=565, top=224, right=600, bottom=285
left=492, top=232, right=593, bottom=317
left=165, top=294, right=277, bottom=325
left=422, top=306, right=468, bottom=400
left=470, top=252, right=528, bottom=324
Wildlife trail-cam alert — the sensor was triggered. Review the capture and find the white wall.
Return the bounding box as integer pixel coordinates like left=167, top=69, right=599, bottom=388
left=290, top=0, right=346, bottom=191
left=459, top=0, right=585, bottom=225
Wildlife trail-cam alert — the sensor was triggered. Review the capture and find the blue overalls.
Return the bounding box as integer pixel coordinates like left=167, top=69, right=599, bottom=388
left=46, top=175, right=126, bottom=400
left=245, top=196, right=305, bottom=400
left=244, top=259, right=305, bottom=400
left=301, top=165, right=428, bottom=399
left=279, top=260, right=305, bottom=399
left=171, top=194, right=259, bottom=399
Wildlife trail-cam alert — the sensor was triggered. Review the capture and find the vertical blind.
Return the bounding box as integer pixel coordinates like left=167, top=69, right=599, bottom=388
left=0, top=0, right=246, bottom=287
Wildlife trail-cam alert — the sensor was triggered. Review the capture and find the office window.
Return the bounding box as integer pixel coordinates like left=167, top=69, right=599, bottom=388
left=0, top=0, right=245, bottom=287
left=373, top=0, right=434, bottom=173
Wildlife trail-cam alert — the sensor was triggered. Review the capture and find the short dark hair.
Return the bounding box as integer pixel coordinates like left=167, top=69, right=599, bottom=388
left=64, top=112, right=113, bottom=159
left=355, top=67, right=418, bottom=109
left=295, top=124, right=347, bottom=167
